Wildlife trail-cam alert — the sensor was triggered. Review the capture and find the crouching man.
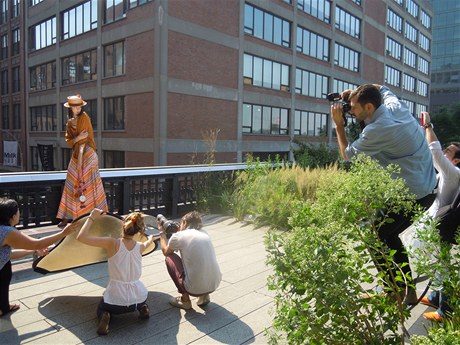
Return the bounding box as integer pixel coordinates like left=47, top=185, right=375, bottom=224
left=159, top=211, right=222, bottom=309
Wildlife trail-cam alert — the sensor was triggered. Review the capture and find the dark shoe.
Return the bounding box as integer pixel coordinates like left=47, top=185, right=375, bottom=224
left=139, top=305, right=150, bottom=319
left=0, top=304, right=20, bottom=317
left=97, top=311, right=110, bottom=335
left=402, top=287, right=418, bottom=306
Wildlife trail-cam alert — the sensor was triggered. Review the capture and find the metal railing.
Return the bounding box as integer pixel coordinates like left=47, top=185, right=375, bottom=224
left=0, top=164, right=247, bottom=229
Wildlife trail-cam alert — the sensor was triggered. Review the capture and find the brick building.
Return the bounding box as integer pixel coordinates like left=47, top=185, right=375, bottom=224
left=0, top=0, right=433, bottom=171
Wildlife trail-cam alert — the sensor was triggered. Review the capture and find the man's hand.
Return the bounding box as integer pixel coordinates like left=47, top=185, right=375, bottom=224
left=331, top=103, right=346, bottom=127
left=421, top=111, right=431, bottom=125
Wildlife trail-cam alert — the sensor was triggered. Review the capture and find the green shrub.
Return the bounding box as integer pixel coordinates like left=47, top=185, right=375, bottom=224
left=230, top=159, right=339, bottom=229
left=266, top=155, right=417, bottom=344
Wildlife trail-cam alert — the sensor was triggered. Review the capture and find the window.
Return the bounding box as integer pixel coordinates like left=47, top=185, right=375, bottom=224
left=61, top=148, right=72, bottom=170
left=62, top=49, right=97, bottom=85
left=295, top=68, right=328, bottom=98
left=242, top=103, right=289, bottom=135
left=2, top=104, right=8, bottom=129
left=405, top=0, right=419, bottom=19
left=334, top=43, right=359, bottom=72
left=244, top=4, right=291, bottom=48
left=403, top=47, right=416, bottom=68
left=385, top=65, right=401, bottom=87
left=404, top=22, right=418, bottom=44
left=62, top=99, right=97, bottom=130
left=387, top=9, right=402, bottom=33
left=12, top=66, right=19, bottom=93
left=13, top=103, right=20, bottom=129
left=297, top=0, right=331, bottom=24
left=11, top=0, right=19, bottom=17
left=243, top=53, right=290, bottom=91
left=105, top=0, right=126, bottom=24
left=104, top=96, right=124, bottom=130
left=333, top=79, right=358, bottom=93
left=1, top=69, right=8, bottom=95
left=0, top=34, right=7, bottom=60
left=31, top=145, right=55, bottom=171
left=392, top=0, right=403, bottom=5
left=62, top=0, right=98, bottom=40
left=29, top=0, right=44, bottom=7
left=104, top=41, right=125, bottom=77
left=12, top=29, right=20, bottom=56
left=402, top=99, right=415, bottom=116
left=419, top=33, right=430, bottom=52
left=294, top=110, right=328, bottom=137
left=417, top=80, right=428, bottom=97
left=296, top=26, right=329, bottom=61
left=403, top=74, right=415, bottom=92
left=30, top=61, right=56, bottom=91
left=418, top=56, right=429, bottom=75
left=335, top=6, right=361, bottom=38
left=30, top=105, right=56, bottom=132
left=29, top=17, right=57, bottom=51
left=386, top=36, right=402, bottom=60
left=104, top=150, right=125, bottom=168
left=416, top=103, right=427, bottom=118
left=421, top=10, right=431, bottom=30
left=0, top=0, right=8, bottom=24
left=128, top=0, right=152, bottom=9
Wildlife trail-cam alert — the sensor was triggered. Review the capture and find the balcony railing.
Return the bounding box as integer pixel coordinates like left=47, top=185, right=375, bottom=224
left=0, top=164, right=247, bottom=229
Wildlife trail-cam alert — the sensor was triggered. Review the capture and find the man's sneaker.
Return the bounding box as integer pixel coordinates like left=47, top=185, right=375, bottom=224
left=423, top=311, right=442, bottom=322
left=169, top=296, right=192, bottom=310
left=139, top=304, right=150, bottom=319
left=420, top=296, right=438, bottom=309
left=97, top=311, right=110, bottom=335
left=197, top=294, right=210, bottom=306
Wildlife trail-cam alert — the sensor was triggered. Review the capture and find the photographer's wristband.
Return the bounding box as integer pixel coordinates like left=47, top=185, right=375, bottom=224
left=424, top=122, right=434, bottom=129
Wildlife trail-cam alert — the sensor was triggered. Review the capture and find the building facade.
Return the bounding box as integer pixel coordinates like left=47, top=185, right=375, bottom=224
left=430, top=0, right=460, bottom=112
left=0, top=0, right=432, bottom=171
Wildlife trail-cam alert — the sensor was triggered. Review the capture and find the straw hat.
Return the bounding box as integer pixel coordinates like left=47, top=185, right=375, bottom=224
left=64, top=94, right=87, bottom=108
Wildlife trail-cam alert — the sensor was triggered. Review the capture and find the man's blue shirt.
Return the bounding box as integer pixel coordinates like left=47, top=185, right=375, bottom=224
left=345, top=86, right=437, bottom=199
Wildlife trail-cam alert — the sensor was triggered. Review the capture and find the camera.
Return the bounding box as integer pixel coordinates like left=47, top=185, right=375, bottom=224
left=327, top=92, right=351, bottom=126
left=157, top=214, right=180, bottom=236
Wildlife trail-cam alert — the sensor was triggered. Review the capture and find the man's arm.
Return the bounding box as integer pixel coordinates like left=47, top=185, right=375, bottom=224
left=421, top=112, right=437, bottom=144
left=159, top=231, right=174, bottom=256
left=331, top=103, right=349, bottom=160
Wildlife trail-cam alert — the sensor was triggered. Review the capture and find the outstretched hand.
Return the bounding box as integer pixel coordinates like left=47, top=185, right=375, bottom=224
left=62, top=222, right=79, bottom=236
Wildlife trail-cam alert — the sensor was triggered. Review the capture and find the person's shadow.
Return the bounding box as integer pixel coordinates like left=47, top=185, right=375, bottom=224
left=184, top=303, right=255, bottom=344
left=33, top=291, right=181, bottom=343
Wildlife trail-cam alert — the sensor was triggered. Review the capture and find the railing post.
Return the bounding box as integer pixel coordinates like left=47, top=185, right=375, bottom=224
left=122, top=177, right=131, bottom=215
left=171, top=176, right=179, bottom=218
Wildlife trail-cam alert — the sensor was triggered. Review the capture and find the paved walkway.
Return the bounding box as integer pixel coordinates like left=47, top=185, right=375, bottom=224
left=1, top=215, right=437, bottom=344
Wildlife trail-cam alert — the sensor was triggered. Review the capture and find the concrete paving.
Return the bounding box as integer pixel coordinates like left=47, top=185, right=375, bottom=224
left=1, top=215, right=438, bottom=344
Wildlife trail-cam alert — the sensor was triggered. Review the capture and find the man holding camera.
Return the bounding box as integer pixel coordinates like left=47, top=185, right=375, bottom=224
left=330, top=84, right=437, bottom=304
left=158, top=211, right=222, bottom=310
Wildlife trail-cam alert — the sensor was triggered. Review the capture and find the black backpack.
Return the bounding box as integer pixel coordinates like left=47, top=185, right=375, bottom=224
left=437, top=187, right=460, bottom=244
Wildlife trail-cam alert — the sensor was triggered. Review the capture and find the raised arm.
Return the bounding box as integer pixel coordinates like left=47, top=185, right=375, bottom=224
left=76, top=209, right=115, bottom=251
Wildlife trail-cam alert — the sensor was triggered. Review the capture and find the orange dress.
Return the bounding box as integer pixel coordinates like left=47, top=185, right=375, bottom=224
left=57, top=112, right=108, bottom=220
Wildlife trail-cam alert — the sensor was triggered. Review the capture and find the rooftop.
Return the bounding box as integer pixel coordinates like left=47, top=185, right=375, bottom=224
left=2, top=215, right=436, bottom=344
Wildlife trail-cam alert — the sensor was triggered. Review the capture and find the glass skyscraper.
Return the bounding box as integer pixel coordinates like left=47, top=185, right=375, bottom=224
left=430, top=0, right=460, bottom=111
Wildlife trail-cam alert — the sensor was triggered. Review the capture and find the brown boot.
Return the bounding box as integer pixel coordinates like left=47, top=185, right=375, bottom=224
left=97, top=311, right=110, bottom=335
left=139, top=304, right=150, bottom=319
